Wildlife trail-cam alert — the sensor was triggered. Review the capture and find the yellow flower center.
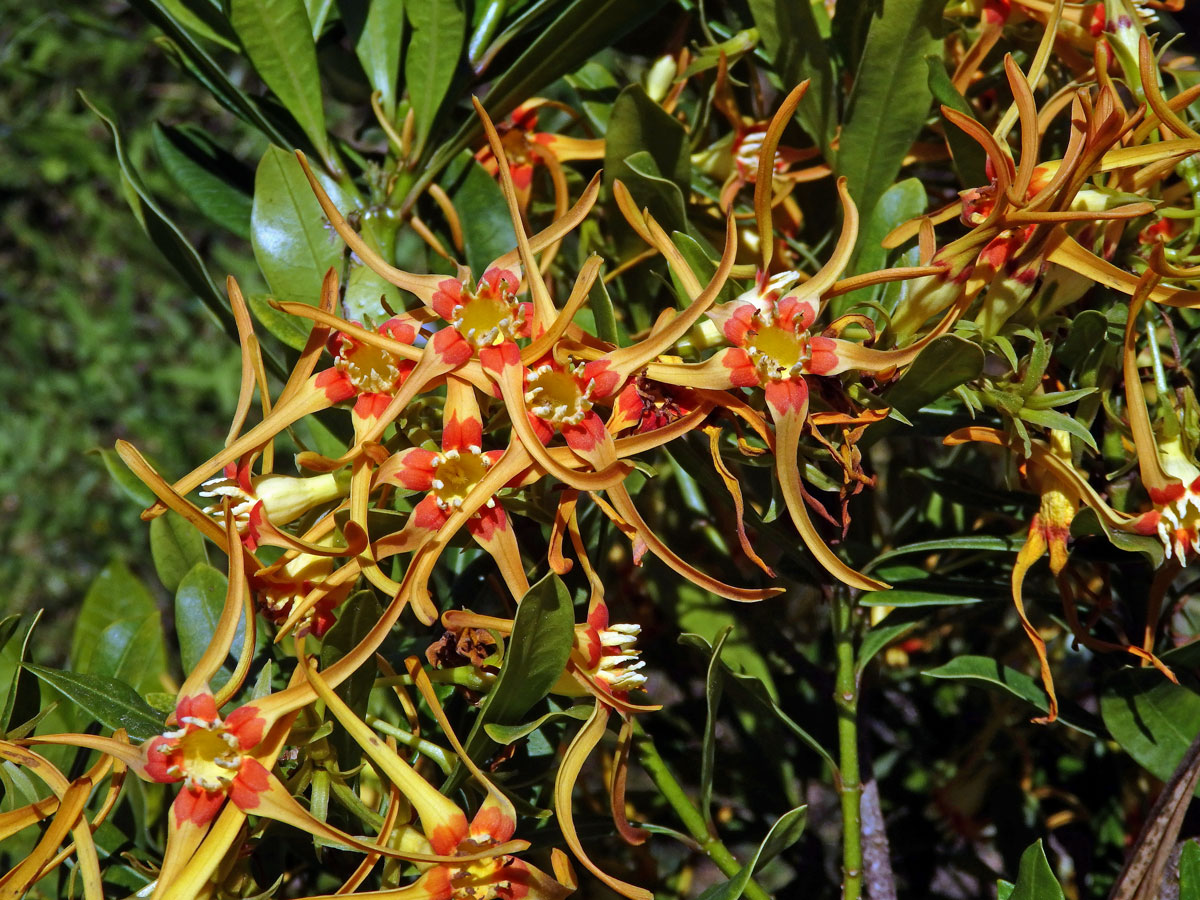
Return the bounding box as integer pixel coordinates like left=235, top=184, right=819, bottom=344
left=432, top=447, right=493, bottom=511
left=167, top=722, right=243, bottom=791
left=524, top=364, right=592, bottom=425
left=745, top=315, right=811, bottom=382
left=450, top=849, right=516, bottom=899
left=337, top=343, right=402, bottom=394
left=452, top=280, right=525, bottom=349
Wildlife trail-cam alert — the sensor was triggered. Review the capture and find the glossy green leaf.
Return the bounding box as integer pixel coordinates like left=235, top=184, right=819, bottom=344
left=746, top=0, right=836, bottom=158
left=1102, top=652, right=1200, bottom=791
left=175, top=562, right=246, bottom=683
left=72, top=560, right=159, bottom=673
left=449, top=573, right=575, bottom=790
left=925, top=655, right=1100, bottom=735
left=230, top=0, right=330, bottom=161
left=150, top=510, right=208, bottom=594
left=697, top=805, right=808, bottom=900
left=320, top=590, right=382, bottom=768
left=89, top=616, right=170, bottom=696
left=405, top=0, right=465, bottom=161
left=925, top=56, right=987, bottom=188
left=859, top=589, right=981, bottom=607
left=248, top=292, right=314, bottom=350
left=837, top=0, right=942, bottom=233
left=483, top=704, right=592, bottom=744
left=25, top=665, right=164, bottom=743
left=152, top=123, right=254, bottom=239
left=1007, top=840, right=1066, bottom=900
left=252, top=145, right=346, bottom=315
left=445, top=153, right=518, bottom=276
left=605, top=84, right=690, bottom=233
left=834, top=177, right=926, bottom=315
left=342, top=0, right=405, bottom=119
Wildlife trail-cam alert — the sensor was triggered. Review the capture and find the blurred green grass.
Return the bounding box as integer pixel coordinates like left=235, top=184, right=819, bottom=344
left=0, top=2, right=248, bottom=621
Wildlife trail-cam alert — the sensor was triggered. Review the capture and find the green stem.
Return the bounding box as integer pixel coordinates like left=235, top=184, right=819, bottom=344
left=366, top=715, right=454, bottom=774
left=632, top=720, right=772, bottom=900
left=834, top=591, right=863, bottom=900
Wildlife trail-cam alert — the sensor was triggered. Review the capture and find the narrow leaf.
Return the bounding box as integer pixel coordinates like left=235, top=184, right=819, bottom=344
left=230, top=0, right=330, bottom=160
left=25, top=665, right=164, bottom=743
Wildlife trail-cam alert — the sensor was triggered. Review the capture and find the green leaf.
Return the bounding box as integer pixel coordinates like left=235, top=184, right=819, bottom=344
left=410, top=0, right=669, bottom=204
left=746, top=0, right=836, bottom=158
left=1007, top=840, right=1066, bottom=900
left=700, top=626, right=732, bottom=826
left=588, top=270, right=619, bottom=345
left=1102, top=652, right=1200, bottom=791
left=152, top=123, right=254, bottom=239
left=449, top=573, right=575, bottom=790
left=1017, top=407, right=1098, bottom=452
left=159, top=0, right=241, bottom=49
left=834, top=177, right=927, bottom=315
left=857, top=614, right=922, bottom=675
left=25, top=665, right=164, bottom=743
left=924, top=655, right=1100, bottom=736
left=81, top=93, right=237, bottom=344
left=125, top=0, right=296, bottom=148
left=72, top=561, right=159, bottom=673
left=94, top=446, right=157, bottom=508
left=320, top=590, right=382, bottom=768
left=88, top=616, right=170, bottom=697
left=697, top=805, right=808, bottom=900
left=1180, top=840, right=1200, bottom=900
left=150, top=510, right=208, bottom=594
left=230, top=0, right=330, bottom=161
left=175, top=563, right=246, bottom=683
left=445, top=153, right=518, bottom=275
left=859, top=589, right=981, bottom=607
left=483, top=705, right=592, bottom=744
left=343, top=0, right=406, bottom=119
left=680, top=632, right=836, bottom=773
left=925, top=56, right=987, bottom=188
left=248, top=292, right=315, bottom=350
left=405, top=0, right=465, bottom=161
left=251, top=145, right=345, bottom=315
left=605, top=84, right=690, bottom=233
left=866, top=334, right=985, bottom=446
left=837, top=0, right=942, bottom=235
left=869, top=534, right=1020, bottom=570
left=2, top=612, right=42, bottom=736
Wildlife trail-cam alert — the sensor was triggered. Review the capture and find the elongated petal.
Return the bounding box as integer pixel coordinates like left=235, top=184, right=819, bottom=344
left=1011, top=526, right=1058, bottom=723
left=755, top=81, right=809, bottom=271
left=1122, top=271, right=1180, bottom=497
left=297, top=656, right=469, bottom=854
left=491, top=361, right=633, bottom=491
left=769, top=394, right=888, bottom=591
left=577, top=435, right=783, bottom=602
left=554, top=705, right=652, bottom=900
left=296, top=152, right=444, bottom=303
